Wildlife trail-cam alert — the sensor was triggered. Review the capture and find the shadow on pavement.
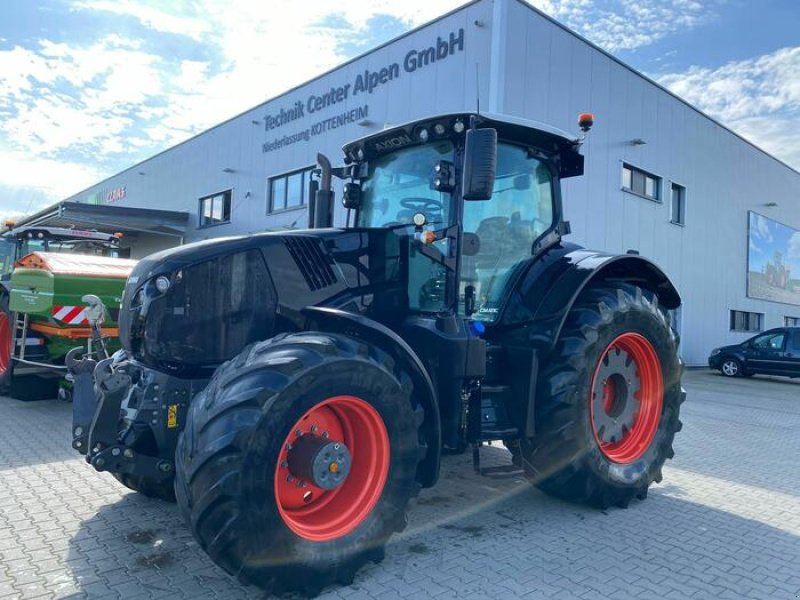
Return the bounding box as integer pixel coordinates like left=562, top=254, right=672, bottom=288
left=59, top=449, right=800, bottom=599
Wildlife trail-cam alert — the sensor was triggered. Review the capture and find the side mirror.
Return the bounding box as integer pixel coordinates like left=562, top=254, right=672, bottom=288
left=462, top=128, right=497, bottom=201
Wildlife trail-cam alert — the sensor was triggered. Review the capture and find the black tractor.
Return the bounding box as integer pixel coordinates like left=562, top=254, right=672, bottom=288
left=70, top=112, right=684, bottom=595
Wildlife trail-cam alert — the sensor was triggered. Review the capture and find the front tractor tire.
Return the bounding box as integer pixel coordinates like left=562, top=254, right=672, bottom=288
left=522, top=283, right=684, bottom=509
left=175, top=332, right=423, bottom=596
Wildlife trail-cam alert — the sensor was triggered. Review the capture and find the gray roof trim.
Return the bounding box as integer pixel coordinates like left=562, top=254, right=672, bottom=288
left=17, top=202, right=189, bottom=237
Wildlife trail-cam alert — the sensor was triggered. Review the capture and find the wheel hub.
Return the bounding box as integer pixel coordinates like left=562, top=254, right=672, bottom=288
left=591, top=347, right=641, bottom=443
left=287, top=434, right=352, bottom=490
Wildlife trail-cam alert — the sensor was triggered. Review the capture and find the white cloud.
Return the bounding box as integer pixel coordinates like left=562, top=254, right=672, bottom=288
left=753, top=214, right=774, bottom=243
left=657, top=47, right=800, bottom=170
left=532, top=0, right=716, bottom=52
left=0, top=148, right=100, bottom=200
left=71, top=1, right=211, bottom=41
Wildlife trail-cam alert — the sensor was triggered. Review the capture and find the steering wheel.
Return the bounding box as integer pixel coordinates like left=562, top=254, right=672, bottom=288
left=400, top=197, right=443, bottom=212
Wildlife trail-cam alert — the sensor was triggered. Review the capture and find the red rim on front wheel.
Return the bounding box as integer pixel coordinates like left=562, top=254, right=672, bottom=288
left=0, top=312, right=11, bottom=376
left=589, top=332, right=663, bottom=464
left=274, top=395, right=390, bottom=542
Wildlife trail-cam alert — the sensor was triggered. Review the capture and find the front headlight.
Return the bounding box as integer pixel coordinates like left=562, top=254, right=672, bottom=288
left=710, top=348, right=721, bottom=356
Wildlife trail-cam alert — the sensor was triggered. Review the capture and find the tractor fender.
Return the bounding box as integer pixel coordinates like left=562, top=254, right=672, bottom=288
left=535, top=251, right=680, bottom=352
left=302, top=306, right=441, bottom=488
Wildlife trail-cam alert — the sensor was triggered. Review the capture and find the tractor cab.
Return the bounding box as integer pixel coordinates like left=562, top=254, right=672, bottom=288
left=320, top=113, right=584, bottom=323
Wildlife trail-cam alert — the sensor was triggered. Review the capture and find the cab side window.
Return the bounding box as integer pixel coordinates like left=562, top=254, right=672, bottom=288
left=461, top=143, right=555, bottom=321
left=0, top=238, right=16, bottom=276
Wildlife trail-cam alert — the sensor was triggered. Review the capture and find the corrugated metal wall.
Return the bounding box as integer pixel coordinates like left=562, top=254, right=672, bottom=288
left=64, top=0, right=800, bottom=365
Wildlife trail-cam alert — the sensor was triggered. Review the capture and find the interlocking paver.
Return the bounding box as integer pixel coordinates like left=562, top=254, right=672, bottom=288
left=2, top=371, right=800, bottom=599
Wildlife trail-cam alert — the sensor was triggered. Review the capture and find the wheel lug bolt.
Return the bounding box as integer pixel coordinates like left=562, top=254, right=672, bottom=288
left=333, top=443, right=340, bottom=450
left=295, top=429, right=303, bottom=437
left=310, top=425, right=318, bottom=433
left=286, top=474, right=294, bottom=482
left=280, top=460, right=288, bottom=468
left=322, top=432, right=329, bottom=439
left=298, top=480, right=306, bottom=488
left=286, top=443, right=293, bottom=451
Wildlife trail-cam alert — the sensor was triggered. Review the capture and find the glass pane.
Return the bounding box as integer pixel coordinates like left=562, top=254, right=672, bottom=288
left=222, top=192, right=231, bottom=220
left=645, top=176, right=655, bottom=198
left=211, top=196, right=223, bottom=222
left=286, top=172, right=303, bottom=207
left=632, top=171, right=645, bottom=195
left=202, top=198, right=213, bottom=221
left=462, top=143, right=554, bottom=321
left=622, top=166, right=632, bottom=189
left=0, top=238, right=16, bottom=275
left=271, top=178, right=286, bottom=212
left=359, top=142, right=454, bottom=313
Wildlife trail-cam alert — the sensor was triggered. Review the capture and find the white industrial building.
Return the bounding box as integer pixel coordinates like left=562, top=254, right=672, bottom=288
left=19, top=0, right=800, bottom=366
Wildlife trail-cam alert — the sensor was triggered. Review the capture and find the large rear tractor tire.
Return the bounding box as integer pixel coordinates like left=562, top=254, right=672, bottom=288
left=0, top=295, right=14, bottom=395
left=175, top=332, right=424, bottom=596
left=521, top=283, right=684, bottom=509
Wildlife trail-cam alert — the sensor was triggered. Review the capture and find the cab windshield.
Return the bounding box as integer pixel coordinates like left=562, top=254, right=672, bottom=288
left=357, top=141, right=454, bottom=229
left=358, top=142, right=454, bottom=312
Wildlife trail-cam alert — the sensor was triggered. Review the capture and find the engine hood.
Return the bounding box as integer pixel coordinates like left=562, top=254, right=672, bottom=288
left=119, top=228, right=404, bottom=375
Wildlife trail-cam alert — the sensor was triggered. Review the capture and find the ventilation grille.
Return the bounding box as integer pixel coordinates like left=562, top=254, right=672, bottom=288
left=284, top=237, right=337, bottom=291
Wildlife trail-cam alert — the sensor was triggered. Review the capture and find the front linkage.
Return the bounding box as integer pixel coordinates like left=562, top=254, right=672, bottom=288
left=69, top=350, right=205, bottom=498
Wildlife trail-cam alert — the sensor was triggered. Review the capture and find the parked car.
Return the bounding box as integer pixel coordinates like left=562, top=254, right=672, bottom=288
left=708, top=327, right=800, bottom=378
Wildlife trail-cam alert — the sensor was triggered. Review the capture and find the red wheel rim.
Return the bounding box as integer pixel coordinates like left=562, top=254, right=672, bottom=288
left=274, top=395, right=390, bottom=542
left=0, top=312, right=11, bottom=376
left=589, top=332, right=663, bottom=464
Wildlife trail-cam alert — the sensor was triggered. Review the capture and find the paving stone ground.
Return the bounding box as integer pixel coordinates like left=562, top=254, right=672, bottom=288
left=1, top=369, right=799, bottom=599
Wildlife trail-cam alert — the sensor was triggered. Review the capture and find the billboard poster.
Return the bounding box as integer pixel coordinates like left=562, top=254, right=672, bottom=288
left=747, top=211, right=800, bottom=306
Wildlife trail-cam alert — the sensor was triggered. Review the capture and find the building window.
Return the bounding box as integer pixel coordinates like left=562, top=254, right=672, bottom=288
left=268, top=166, right=315, bottom=213
left=670, top=183, right=686, bottom=225
left=199, top=190, right=232, bottom=227
left=622, top=163, right=660, bottom=201
left=730, top=310, right=763, bottom=332
left=785, top=316, right=800, bottom=327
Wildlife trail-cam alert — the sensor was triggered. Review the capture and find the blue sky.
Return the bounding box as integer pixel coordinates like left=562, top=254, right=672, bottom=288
left=1, top=0, right=798, bottom=222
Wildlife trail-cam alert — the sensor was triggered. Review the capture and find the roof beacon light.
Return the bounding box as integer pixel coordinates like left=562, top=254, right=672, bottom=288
left=578, top=113, right=595, bottom=133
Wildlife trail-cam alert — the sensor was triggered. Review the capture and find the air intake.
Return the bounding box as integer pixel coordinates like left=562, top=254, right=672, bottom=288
left=284, top=237, right=337, bottom=291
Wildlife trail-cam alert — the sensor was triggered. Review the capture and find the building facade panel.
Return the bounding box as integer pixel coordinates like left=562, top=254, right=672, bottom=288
left=55, top=0, right=800, bottom=366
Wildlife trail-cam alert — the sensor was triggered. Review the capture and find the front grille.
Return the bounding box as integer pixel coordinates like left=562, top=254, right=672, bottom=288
left=284, top=237, right=337, bottom=291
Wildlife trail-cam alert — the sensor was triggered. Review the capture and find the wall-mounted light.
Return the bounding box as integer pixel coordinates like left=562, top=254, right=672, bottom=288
left=764, top=201, right=779, bottom=207
left=251, top=119, right=261, bottom=125
left=222, top=167, right=236, bottom=173
left=138, top=171, right=145, bottom=175
left=628, top=138, right=647, bottom=146
left=357, top=119, right=374, bottom=127
left=245, top=191, right=252, bottom=198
